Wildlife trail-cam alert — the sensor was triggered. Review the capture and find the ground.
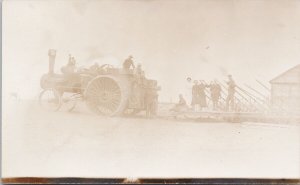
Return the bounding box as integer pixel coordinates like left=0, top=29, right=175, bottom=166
left=2, top=99, right=300, bottom=178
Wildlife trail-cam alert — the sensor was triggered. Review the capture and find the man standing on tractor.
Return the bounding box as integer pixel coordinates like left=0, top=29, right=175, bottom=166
left=61, top=55, right=77, bottom=75
left=226, top=75, right=236, bottom=111
left=135, top=63, right=146, bottom=84
left=123, top=55, right=135, bottom=70
left=136, top=63, right=143, bottom=75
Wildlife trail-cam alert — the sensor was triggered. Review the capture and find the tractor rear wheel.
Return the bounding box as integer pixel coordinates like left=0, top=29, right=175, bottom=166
left=84, top=76, right=128, bottom=116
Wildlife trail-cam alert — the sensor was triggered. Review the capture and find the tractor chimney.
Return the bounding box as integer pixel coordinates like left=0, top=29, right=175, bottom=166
left=48, top=49, right=56, bottom=74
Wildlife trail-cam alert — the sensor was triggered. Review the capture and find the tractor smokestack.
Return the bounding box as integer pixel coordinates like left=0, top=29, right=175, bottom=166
left=48, top=49, right=56, bottom=74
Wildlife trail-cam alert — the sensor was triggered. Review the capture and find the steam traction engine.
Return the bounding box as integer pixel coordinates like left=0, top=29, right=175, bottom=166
left=39, top=49, right=160, bottom=116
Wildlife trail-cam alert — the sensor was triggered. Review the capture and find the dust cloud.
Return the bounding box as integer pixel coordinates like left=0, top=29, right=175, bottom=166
left=3, top=0, right=300, bottom=101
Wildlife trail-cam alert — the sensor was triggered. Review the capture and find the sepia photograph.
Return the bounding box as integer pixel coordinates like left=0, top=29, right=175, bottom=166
left=2, top=0, right=300, bottom=184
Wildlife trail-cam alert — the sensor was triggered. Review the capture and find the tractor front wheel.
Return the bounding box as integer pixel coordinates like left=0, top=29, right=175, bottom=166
left=39, top=89, right=62, bottom=111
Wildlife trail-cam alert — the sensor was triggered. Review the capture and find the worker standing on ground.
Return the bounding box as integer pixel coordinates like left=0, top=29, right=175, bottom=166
left=198, top=80, right=208, bottom=111
left=185, top=77, right=193, bottom=109
left=145, top=89, right=158, bottom=118
left=209, top=80, right=221, bottom=110
left=191, top=80, right=201, bottom=111
left=226, top=75, right=236, bottom=111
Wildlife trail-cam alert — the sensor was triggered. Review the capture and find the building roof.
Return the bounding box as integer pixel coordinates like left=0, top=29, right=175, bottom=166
left=270, top=64, right=300, bottom=84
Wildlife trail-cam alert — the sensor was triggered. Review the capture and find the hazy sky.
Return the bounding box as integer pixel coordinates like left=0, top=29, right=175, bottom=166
left=3, top=0, right=300, bottom=101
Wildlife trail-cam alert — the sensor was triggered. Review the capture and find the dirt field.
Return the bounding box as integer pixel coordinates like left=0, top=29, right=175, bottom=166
left=2, top=99, right=300, bottom=178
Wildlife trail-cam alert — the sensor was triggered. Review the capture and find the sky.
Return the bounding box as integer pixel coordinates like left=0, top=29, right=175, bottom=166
left=3, top=0, right=300, bottom=101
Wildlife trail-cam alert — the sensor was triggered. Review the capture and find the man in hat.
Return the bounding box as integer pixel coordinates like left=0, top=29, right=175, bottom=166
left=209, top=80, right=222, bottom=110
left=198, top=80, right=209, bottom=111
left=61, top=55, right=76, bottom=75
left=60, top=55, right=81, bottom=93
left=123, top=55, right=135, bottom=70
left=226, top=75, right=236, bottom=111
left=191, top=80, right=201, bottom=111
left=145, top=89, right=158, bottom=118
left=137, top=63, right=146, bottom=84
left=136, top=63, right=143, bottom=75
left=184, top=77, right=193, bottom=107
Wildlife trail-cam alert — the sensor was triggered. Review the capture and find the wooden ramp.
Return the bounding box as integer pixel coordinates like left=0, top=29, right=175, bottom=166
left=161, top=110, right=300, bottom=123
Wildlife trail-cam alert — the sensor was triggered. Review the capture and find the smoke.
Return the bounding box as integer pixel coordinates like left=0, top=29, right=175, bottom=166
left=84, top=46, right=105, bottom=62
left=4, top=0, right=300, bottom=102
left=79, top=55, right=122, bottom=68
left=218, top=66, right=228, bottom=76
left=199, top=54, right=209, bottom=63
left=79, top=46, right=122, bottom=67
left=72, top=1, right=91, bottom=16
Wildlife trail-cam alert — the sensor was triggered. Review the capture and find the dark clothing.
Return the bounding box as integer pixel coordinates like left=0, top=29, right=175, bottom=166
left=198, top=84, right=207, bottom=108
left=226, top=79, right=236, bottom=111
left=210, top=84, right=221, bottom=110
left=136, top=66, right=143, bottom=75
left=191, top=84, right=207, bottom=108
left=191, top=84, right=201, bottom=105
left=123, top=58, right=135, bottom=69
left=226, top=94, right=235, bottom=111
left=227, top=79, right=236, bottom=95
left=61, top=64, right=78, bottom=85
left=144, top=90, right=158, bottom=117
left=178, top=97, right=187, bottom=106
left=210, top=84, right=221, bottom=100
left=135, top=66, right=145, bottom=84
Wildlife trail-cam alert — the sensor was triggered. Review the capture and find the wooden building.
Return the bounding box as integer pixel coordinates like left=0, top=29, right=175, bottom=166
left=270, top=64, right=300, bottom=112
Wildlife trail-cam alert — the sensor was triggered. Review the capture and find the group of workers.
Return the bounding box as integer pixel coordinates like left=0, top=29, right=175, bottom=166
left=171, top=75, right=236, bottom=112
left=60, top=54, right=237, bottom=115
left=61, top=54, right=138, bottom=72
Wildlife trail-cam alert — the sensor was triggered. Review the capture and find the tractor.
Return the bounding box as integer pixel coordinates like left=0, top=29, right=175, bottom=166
left=39, top=49, right=160, bottom=116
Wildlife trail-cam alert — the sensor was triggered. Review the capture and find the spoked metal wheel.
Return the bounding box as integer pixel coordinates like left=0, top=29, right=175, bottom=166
left=39, top=89, right=62, bottom=111
left=60, top=92, right=81, bottom=112
left=85, top=76, right=128, bottom=116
